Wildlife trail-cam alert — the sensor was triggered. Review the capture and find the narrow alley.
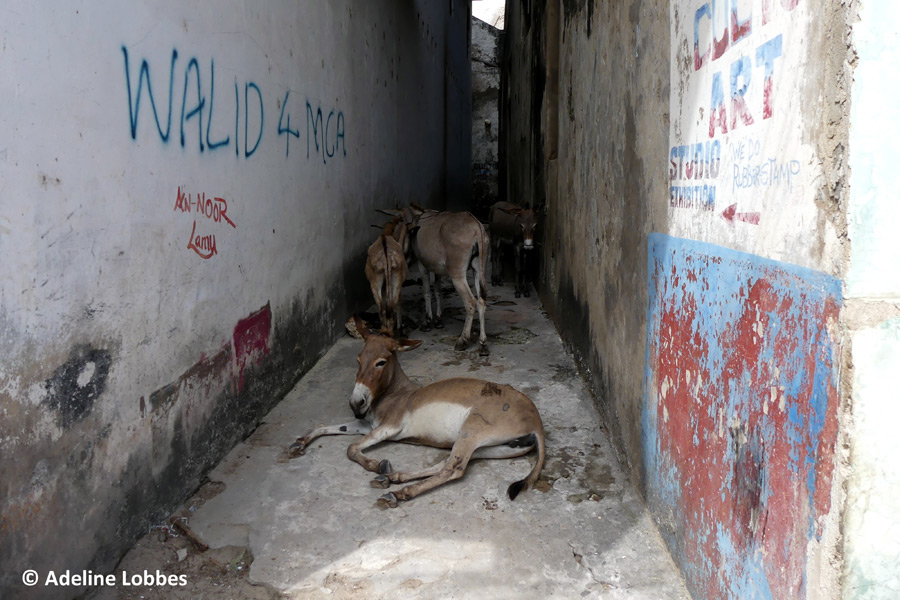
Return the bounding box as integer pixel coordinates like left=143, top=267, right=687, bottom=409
left=96, top=283, right=690, bottom=599
left=2, top=2, right=897, bottom=600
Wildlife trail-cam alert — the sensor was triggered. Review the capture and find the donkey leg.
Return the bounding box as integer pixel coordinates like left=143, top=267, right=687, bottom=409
left=520, top=249, right=531, bottom=297
left=476, top=295, right=489, bottom=356
left=450, top=276, right=476, bottom=351
left=491, top=240, right=503, bottom=286
left=514, top=248, right=523, bottom=298
left=433, top=275, right=444, bottom=329
left=289, top=420, right=372, bottom=457
left=378, top=437, right=479, bottom=507
left=380, top=304, right=393, bottom=336
left=394, top=301, right=404, bottom=337
left=471, top=253, right=490, bottom=356
left=370, top=460, right=446, bottom=488
left=347, top=425, right=401, bottom=473
left=368, top=277, right=390, bottom=334
left=390, top=271, right=404, bottom=335
left=418, top=263, right=433, bottom=331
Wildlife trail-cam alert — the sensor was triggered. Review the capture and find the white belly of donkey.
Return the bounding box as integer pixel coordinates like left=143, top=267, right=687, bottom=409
left=402, top=402, right=472, bottom=446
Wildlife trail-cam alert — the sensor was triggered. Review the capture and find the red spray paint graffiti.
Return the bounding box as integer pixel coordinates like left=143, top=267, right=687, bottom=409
left=173, top=187, right=237, bottom=259
left=232, top=304, right=272, bottom=393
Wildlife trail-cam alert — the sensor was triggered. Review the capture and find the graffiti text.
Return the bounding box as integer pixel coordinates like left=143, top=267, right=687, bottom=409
left=123, top=47, right=347, bottom=163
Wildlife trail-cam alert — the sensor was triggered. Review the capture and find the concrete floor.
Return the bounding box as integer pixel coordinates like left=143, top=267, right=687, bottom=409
left=173, top=280, right=690, bottom=599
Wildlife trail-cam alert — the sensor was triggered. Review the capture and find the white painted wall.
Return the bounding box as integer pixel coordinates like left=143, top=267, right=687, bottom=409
left=846, top=2, right=900, bottom=299
left=844, top=2, right=900, bottom=598
left=0, top=0, right=446, bottom=406
left=844, top=320, right=900, bottom=599
left=0, top=1, right=468, bottom=594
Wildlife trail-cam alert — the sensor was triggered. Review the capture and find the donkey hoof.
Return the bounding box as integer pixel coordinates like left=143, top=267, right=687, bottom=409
left=434, top=320, right=444, bottom=330
left=378, top=459, right=394, bottom=475
left=377, top=492, right=399, bottom=509
left=479, top=344, right=490, bottom=357
left=515, top=291, right=522, bottom=298
left=370, top=475, right=391, bottom=489
left=524, top=290, right=531, bottom=298
left=288, top=439, right=307, bottom=458
left=454, top=339, right=469, bottom=352
left=420, top=323, right=433, bottom=333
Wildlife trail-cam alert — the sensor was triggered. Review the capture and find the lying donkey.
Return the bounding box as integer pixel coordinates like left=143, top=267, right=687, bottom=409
left=289, top=315, right=546, bottom=507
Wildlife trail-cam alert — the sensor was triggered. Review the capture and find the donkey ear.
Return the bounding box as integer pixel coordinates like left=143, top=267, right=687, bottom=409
left=394, top=339, right=423, bottom=352
left=376, top=208, right=401, bottom=217
left=352, top=314, right=372, bottom=339
left=408, top=204, right=427, bottom=218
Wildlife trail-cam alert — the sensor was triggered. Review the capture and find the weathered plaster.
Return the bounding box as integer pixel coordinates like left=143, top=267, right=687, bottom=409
left=846, top=1, right=900, bottom=299
left=471, top=16, right=502, bottom=218
left=643, top=234, right=843, bottom=600
left=0, top=2, right=470, bottom=598
left=503, top=0, right=671, bottom=479
left=503, top=1, right=856, bottom=598
left=843, top=320, right=900, bottom=599
left=842, top=2, right=900, bottom=598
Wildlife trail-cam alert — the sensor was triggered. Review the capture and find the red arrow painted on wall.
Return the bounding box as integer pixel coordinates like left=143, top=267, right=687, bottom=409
left=722, top=204, right=761, bottom=225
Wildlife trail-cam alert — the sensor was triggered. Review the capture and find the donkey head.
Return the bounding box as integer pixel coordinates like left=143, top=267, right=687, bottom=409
left=349, top=315, right=422, bottom=419
left=501, top=206, right=538, bottom=250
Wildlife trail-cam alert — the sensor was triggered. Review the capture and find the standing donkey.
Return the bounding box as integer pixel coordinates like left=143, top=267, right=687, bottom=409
left=489, top=201, right=537, bottom=298
left=365, top=218, right=410, bottom=336
left=289, top=316, right=546, bottom=507
left=381, top=205, right=491, bottom=356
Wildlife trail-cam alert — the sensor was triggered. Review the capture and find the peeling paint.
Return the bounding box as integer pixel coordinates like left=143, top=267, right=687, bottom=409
left=643, top=234, right=841, bottom=600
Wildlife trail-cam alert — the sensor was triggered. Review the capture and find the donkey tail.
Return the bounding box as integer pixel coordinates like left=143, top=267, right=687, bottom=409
left=507, top=426, right=546, bottom=501
left=467, top=213, right=490, bottom=301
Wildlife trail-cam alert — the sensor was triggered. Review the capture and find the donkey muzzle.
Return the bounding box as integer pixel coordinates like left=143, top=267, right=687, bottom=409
left=350, top=382, right=372, bottom=419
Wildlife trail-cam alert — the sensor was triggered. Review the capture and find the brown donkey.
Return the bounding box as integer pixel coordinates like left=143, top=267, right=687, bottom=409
left=380, top=205, right=491, bottom=355
left=289, top=316, right=546, bottom=507
left=365, top=225, right=408, bottom=336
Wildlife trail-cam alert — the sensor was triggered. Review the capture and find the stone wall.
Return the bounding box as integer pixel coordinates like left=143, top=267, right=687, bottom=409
left=502, top=0, right=859, bottom=598
left=471, top=16, right=502, bottom=219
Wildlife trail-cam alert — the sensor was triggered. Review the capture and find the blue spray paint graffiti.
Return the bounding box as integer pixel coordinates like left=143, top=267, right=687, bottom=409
left=123, top=49, right=177, bottom=142
left=122, top=47, right=346, bottom=162
left=728, top=138, right=801, bottom=192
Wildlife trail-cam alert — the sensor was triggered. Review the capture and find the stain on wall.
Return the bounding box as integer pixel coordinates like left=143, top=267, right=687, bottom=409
left=43, top=346, right=112, bottom=428
left=642, top=234, right=841, bottom=599
left=232, top=303, right=272, bottom=393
